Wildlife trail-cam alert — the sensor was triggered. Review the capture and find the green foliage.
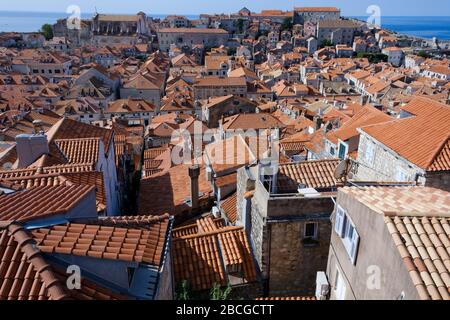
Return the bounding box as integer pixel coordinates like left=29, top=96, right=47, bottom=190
left=281, top=17, right=293, bottom=31
left=357, top=52, right=388, bottom=63
left=417, top=50, right=431, bottom=58
left=40, top=24, right=53, bottom=40
left=210, top=283, right=232, bottom=300
left=321, top=39, right=334, bottom=48
left=175, top=280, right=191, bottom=300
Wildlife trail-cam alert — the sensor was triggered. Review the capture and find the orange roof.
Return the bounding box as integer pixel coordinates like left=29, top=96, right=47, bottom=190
left=0, top=184, right=94, bottom=223
left=55, top=138, right=100, bottom=164
left=361, top=97, right=450, bottom=171
left=222, top=113, right=285, bottom=131
left=277, top=159, right=342, bottom=192
left=172, top=218, right=257, bottom=291
left=294, top=7, right=340, bottom=12
left=327, top=106, right=392, bottom=144
left=32, top=219, right=170, bottom=266
left=221, top=193, right=237, bottom=224
left=138, top=163, right=213, bottom=217
left=194, top=76, right=246, bottom=87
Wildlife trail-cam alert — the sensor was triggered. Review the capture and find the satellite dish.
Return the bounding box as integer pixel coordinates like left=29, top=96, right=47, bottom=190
left=334, top=160, right=348, bottom=179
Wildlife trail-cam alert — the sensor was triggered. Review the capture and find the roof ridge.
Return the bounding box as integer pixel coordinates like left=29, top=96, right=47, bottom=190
left=173, top=225, right=244, bottom=241
left=6, top=223, right=70, bottom=300
left=426, top=134, right=450, bottom=169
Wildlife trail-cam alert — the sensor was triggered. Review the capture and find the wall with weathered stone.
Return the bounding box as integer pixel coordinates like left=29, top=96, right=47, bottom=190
left=355, top=132, right=424, bottom=182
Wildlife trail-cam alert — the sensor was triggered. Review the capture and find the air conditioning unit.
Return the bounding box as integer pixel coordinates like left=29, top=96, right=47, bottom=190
left=315, top=271, right=330, bottom=300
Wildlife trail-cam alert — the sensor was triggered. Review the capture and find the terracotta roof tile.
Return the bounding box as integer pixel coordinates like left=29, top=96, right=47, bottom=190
left=32, top=219, right=170, bottom=266
left=361, top=97, right=450, bottom=171
left=277, top=159, right=341, bottom=192
left=172, top=219, right=257, bottom=291
left=341, top=186, right=450, bottom=217
left=55, top=138, right=100, bottom=164
left=385, top=216, right=450, bottom=300
left=138, top=164, right=212, bottom=217
left=0, top=223, right=69, bottom=300
left=0, top=185, right=95, bottom=223
left=221, top=193, right=237, bottom=224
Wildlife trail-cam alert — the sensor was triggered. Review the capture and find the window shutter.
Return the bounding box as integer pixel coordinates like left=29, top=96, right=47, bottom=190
left=335, top=206, right=345, bottom=237
left=350, top=228, right=360, bottom=265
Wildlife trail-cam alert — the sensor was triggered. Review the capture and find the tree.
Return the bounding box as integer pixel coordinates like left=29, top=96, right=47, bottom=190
left=175, top=280, right=191, bottom=300
left=321, top=39, right=334, bottom=48
left=281, top=17, right=293, bottom=31
left=357, top=52, right=388, bottom=63
left=417, top=50, right=431, bottom=58
left=210, top=283, right=232, bottom=300
left=40, top=24, right=54, bottom=40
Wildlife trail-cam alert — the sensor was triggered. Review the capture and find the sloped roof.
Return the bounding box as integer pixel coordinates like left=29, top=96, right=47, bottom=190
left=361, top=97, right=450, bottom=171
left=32, top=219, right=170, bottom=266
left=277, top=159, right=342, bottom=192
left=327, top=105, right=392, bottom=144
left=171, top=217, right=257, bottom=291
left=0, top=185, right=94, bottom=223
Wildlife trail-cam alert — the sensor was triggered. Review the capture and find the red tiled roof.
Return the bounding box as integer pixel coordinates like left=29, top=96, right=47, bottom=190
left=0, top=224, right=69, bottom=300
left=361, top=97, right=450, bottom=171
left=221, top=193, right=237, bottom=224
left=385, top=216, right=450, bottom=300
left=32, top=220, right=170, bottom=266
left=172, top=220, right=257, bottom=291
left=0, top=185, right=95, bottom=223
left=138, top=164, right=213, bottom=217
left=277, top=159, right=342, bottom=192
left=327, top=105, right=392, bottom=144
left=55, top=138, right=100, bottom=164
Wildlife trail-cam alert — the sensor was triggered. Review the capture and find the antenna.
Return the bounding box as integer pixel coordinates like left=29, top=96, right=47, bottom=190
left=334, top=159, right=349, bottom=180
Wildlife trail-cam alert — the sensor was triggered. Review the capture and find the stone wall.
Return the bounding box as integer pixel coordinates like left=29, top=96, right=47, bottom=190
left=355, top=132, right=424, bottom=182
left=267, top=217, right=331, bottom=296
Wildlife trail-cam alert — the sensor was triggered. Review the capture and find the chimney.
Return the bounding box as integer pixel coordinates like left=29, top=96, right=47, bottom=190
left=188, top=165, right=200, bottom=211
left=15, top=133, right=49, bottom=168
left=32, top=119, right=44, bottom=134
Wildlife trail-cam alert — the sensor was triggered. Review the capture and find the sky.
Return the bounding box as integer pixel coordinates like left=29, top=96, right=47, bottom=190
left=0, top=0, right=449, bottom=16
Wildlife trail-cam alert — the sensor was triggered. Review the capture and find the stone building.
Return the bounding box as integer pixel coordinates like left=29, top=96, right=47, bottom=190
left=91, top=13, right=149, bottom=45
left=355, top=97, right=450, bottom=192
left=316, top=20, right=358, bottom=46
left=325, top=186, right=450, bottom=300
left=236, top=159, right=342, bottom=296
left=157, top=28, right=229, bottom=52
left=193, top=76, right=247, bottom=100
left=202, top=94, right=257, bottom=128
left=293, top=7, right=340, bottom=25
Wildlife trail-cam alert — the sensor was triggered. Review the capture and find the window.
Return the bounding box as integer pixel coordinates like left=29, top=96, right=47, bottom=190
left=343, top=216, right=360, bottom=265
left=334, top=205, right=346, bottom=237
left=304, top=222, right=318, bottom=240
left=335, top=205, right=360, bottom=265
left=334, top=267, right=347, bottom=300
left=338, top=142, right=348, bottom=160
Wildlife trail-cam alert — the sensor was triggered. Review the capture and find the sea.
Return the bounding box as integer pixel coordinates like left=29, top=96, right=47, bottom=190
left=0, top=11, right=449, bottom=40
